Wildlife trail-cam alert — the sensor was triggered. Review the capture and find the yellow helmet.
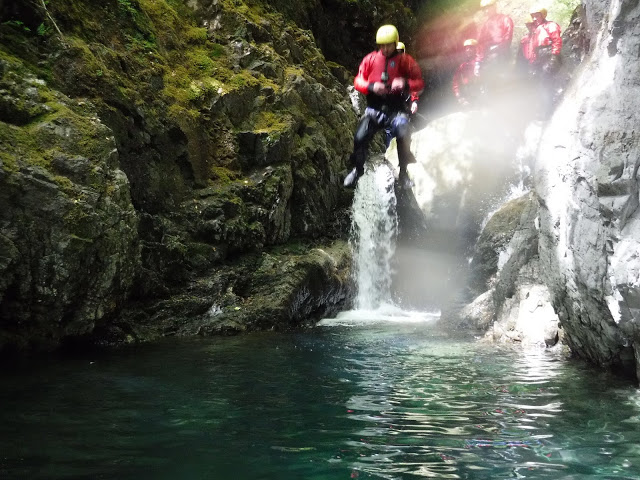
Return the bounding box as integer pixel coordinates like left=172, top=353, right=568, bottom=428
left=530, top=5, right=548, bottom=17
left=397, top=41, right=406, bottom=51
left=480, top=0, right=497, bottom=7
left=463, top=38, right=478, bottom=47
left=376, top=25, right=399, bottom=45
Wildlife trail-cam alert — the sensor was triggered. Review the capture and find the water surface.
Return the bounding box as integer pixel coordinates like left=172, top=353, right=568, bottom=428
left=2, top=319, right=640, bottom=479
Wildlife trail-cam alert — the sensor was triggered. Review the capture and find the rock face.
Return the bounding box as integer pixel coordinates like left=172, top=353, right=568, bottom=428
left=6, top=0, right=640, bottom=385
left=0, top=58, right=139, bottom=351
left=1, top=0, right=392, bottom=352
left=459, top=0, right=640, bottom=379
left=534, top=0, right=640, bottom=376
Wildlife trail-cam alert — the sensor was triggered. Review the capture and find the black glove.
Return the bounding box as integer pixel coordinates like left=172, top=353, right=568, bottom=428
left=542, top=55, right=560, bottom=75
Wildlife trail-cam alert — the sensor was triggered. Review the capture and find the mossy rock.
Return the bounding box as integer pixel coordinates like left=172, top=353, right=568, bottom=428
left=0, top=56, right=140, bottom=353
left=470, top=193, right=535, bottom=293
left=0, top=0, right=379, bottom=350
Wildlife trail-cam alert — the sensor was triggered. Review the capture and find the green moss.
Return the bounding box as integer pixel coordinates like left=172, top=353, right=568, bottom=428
left=234, top=0, right=280, bottom=26
left=103, top=181, right=117, bottom=197
left=52, top=175, right=75, bottom=192
left=0, top=151, right=19, bottom=173
left=296, top=161, right=317, bottom=180
left=139, top=0, right=180, bottom=28
left=167, top=103, right=201, bottom=122
left=117, top=0, right=139, bottom=17
left=227, top=70, right=261, bottom=91
left=185, top=48, right=216, bottom=74
left=25, top=151, right=52, bottom=172
left=210, top=166, right=241, bottom=184
left=163, top=42, right=234, bottom=107
left=63, top=203, right=90, bottom=232
left=210, top=43, right=226, bottom=58
left=0, top=46, right=19, bottom=65
left=124, top=32, right=157, bottom=52
left=285, top=66, right=304, bottom=77
left=0, top=121, right=49, bottom=171
left=251, top=111, right=293, bottom=138
left=185, top=26, right=208, bottom=44
left=66, top=36, right=110, bottom=78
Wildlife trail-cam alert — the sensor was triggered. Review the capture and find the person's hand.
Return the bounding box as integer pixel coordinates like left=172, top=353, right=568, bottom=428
left=390, top=77, right=406, bottom=93
left=372, top=82, right=388, bottom=95
left=474, top=61, right=481, bottom=77
left=410, top=101, right=418, bottom=115
left=543, top=55, right=560, bottom=74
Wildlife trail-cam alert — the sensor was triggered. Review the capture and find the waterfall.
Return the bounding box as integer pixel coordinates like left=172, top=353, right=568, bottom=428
left=350, top=162, right=398, bottom=310
left=317, top=160, right=440, bottom=325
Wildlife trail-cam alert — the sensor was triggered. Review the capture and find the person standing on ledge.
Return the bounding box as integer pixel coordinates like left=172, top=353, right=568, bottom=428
left=474, top=0, right=514, bottom=93
left=452, top=39, right=482, bottom=107
left=528, top=5, right=563, bottom=117
left=516, top=18, right=537, bottom=75
left=344, top=24, right=424, bottom=190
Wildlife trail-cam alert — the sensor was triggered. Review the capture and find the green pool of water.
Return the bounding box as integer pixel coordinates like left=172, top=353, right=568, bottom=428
left=2, top=321, right=640, bottom=479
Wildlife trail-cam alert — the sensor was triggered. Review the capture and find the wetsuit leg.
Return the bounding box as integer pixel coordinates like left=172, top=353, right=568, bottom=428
left=350, top=112, right=382, bottom=175
left=384, top=127, right=393, bottom=149
left=389, top=113, right=415, bottom=170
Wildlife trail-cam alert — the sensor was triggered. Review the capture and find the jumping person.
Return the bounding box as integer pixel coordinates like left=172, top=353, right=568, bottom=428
left=344, top=25, right=424, bottom=189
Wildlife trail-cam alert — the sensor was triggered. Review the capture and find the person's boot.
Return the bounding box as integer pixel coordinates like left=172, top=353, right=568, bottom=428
left=398, top=168, right=413, bottom=190
left=397, top=136, right=417, bottom=165
left=343, top=167, right=360, bottom=189
left=404, top=149, right=417, bottom=164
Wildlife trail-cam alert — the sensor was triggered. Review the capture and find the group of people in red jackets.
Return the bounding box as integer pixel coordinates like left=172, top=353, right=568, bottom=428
left=342, top=1, right=564, bottom=190
left=452, top=0, right=563, bottom=114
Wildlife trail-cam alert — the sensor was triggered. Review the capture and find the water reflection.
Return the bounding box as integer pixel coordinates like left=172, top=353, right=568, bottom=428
left=328, top=326, right=640, bottom=479
left=1, top=325, right=640, bottom=479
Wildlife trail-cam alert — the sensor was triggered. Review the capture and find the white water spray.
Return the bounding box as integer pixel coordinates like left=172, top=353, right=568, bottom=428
left=350, top=162, right=398, bottom=310
left=318, top=160, right=440, bottom=326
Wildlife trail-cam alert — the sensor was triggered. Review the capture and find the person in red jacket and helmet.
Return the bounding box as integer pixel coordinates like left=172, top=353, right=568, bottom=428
left=529, top=5, right=562, bottom=116
left=529, top=5, right=562, bottom=73
left=452, top=39, right=482, bottom=107
left=475, top=0, right=514, bottom=85
left=516, top=19, right=537, bottom=75
left=344, top=24, right=425, bottom=189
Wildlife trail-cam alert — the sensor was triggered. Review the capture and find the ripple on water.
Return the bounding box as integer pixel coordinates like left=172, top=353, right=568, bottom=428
left=1, top=327, right=640, bottom=479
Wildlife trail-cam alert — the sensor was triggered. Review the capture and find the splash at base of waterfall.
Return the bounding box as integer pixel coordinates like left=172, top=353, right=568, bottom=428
left=318, top=303, right=440, bottom=326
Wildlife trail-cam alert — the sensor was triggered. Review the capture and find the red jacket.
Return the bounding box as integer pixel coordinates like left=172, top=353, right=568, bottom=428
left=476, top=13, right=514, bottom=61
left=354, top=50, right=424, bottom=110
left=452, top=60, right=477, bottom=99
left=531, top=20, right=562, bottom=56
left=520, top=34, right=536, bottom=63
